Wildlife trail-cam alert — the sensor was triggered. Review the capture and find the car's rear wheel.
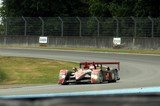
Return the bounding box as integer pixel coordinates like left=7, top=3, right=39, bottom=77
left=111, top=73, right=117, bottom=82
left=61, top=81, right=69, bottom=85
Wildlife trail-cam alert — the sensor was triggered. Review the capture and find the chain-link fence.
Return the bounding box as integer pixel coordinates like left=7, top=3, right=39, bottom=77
left=0, top=17, right=160, bottom=37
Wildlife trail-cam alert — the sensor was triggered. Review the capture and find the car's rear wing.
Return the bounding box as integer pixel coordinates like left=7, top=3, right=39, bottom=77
left=80, top=62, right=120, bottom=70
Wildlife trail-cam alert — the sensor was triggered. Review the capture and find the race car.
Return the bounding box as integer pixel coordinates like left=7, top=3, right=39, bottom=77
left=58, top=62, right=120, bottom=85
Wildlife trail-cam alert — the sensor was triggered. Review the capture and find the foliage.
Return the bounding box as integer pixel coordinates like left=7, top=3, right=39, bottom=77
left=1, top=0, right=160, bottom=17
left=0, top=68, right=7, bottom=82
left=0, top=0, right=89, bottom=17
left=88, top=0, right=110, bottom=17
left=0, top=0, right=160, bottom=37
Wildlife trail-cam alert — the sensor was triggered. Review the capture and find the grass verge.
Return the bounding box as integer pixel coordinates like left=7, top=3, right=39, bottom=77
left=0, top=56, right=77, bottom=85
left=0, top=68, right=7, bottom=82
left=44, top=47, right=160, bottom=55
left=1, top=46, right=160, bottom=55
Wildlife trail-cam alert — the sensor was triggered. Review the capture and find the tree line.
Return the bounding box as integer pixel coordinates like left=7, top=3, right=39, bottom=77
left=0, top=0, right=160, bottom=17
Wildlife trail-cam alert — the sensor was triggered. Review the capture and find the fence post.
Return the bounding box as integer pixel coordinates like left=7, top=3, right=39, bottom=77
left=76, top=17, right=82, bottom=37
left=22, top=16, right=27, bottom=36
left=5, top=18, right=7, bottom=36
left=148, top=16, right=154, bottom=37
left=39, top=17, right=44, bottom=36
left=131, top=16, right=137, bottom=48
left=4, top=18, right=8, bottom=45
left=131, top=16, right=137, bottom=38
left=22, top=16, right=28, bottom=46
left=95, top=17, right=100, bottom=37
left=58, top=17, right=63, bottom=37
left=113, top=17, right=119, bottom=37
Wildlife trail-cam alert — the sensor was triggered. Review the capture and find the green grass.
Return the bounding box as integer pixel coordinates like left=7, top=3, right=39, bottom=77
left=49, top=47, right=160, bottom=55
left=0, top=56, right=77, bottom=84
left=1, top=46, right=160, bottom=55
left=0, top=68, right=8, bottom=82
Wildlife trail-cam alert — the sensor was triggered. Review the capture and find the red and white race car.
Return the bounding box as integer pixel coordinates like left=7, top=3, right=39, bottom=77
left=58, top=62, right=120, bottom=85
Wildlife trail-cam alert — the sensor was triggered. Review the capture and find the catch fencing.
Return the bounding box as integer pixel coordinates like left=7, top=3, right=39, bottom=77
left=0, top=17, right=160, bottom=37
left=0, top=17, right=160, bottom=50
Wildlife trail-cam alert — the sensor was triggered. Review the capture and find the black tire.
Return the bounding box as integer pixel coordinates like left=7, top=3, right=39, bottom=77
left=61, top=81, right=69, bottom=85
left=110, top=73, right=117, bottom=83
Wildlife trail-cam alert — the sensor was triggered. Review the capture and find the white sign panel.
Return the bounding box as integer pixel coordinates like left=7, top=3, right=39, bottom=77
left=113, top=37, right=121, bottom=45
left=39, top=37, right=48, bottom=44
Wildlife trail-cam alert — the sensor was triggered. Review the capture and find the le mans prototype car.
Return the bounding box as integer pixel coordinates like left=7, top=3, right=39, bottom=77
left=58, top=62, right=120, bottom=85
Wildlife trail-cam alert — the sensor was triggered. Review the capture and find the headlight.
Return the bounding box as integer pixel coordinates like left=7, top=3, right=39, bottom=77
left=59, top=74, right=66, bottom=79
left=91, top=74, right=98, bottom=79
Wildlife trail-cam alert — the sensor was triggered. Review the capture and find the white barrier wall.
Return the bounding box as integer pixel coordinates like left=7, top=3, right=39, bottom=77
left=0, top=36, right=160, bottom=50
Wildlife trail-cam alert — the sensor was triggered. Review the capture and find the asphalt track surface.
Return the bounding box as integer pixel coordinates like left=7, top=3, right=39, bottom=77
left=0, top=48, right=160, bottom=96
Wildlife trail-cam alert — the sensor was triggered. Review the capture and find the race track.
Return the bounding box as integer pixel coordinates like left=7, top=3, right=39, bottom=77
left=0, top=48, right=160, bottom=96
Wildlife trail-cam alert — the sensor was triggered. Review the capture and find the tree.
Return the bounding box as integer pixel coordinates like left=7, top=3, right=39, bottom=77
left=107, top=0, right=134, bottom=17
left=1, top=0, right=160, bottom=17
left=88, top=0, right=111, bottom=17
left=88, top=0, right=160, bottom=17
left=0, top=0, right=89, bottom=17
left=133, top=0, right=160, bottom=17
